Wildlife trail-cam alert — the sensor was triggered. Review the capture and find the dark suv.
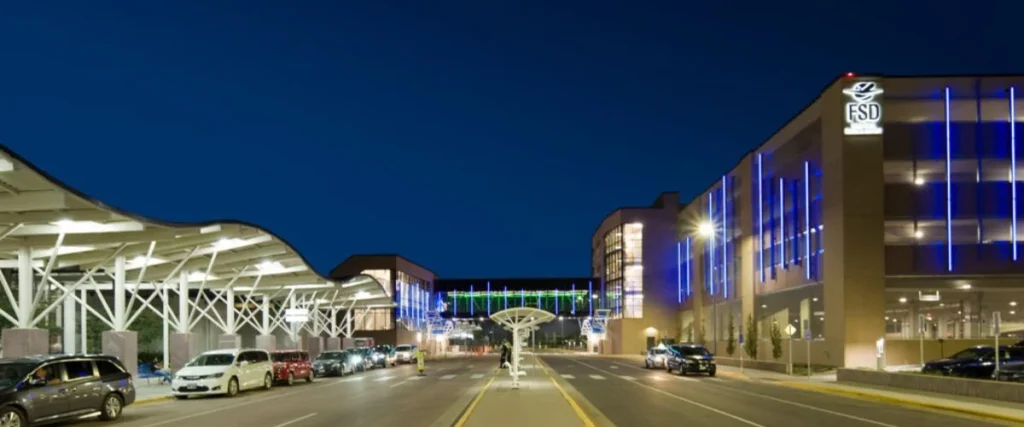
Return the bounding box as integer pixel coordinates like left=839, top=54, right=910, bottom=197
left=0, top=354, right=136, bottom=426
left=666, top=344, right=717, bottom=376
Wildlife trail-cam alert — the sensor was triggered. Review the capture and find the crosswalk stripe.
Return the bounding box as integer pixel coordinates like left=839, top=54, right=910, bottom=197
left=471, top=374, right=484, bottom=379
left=674, top=376, right=698, bottom=382
left=561, top=374, right=575, bottom=379
left=341, top=377, right=364, bottom=382
left=610, top=365, right=619, bottom=369
left=619, top=376, right=636, bottom=381
left=589, top=375, right=605, bottom=380
left=410, top=376, right=424, bottom=380
left=440, top=374, right=456, bottom=380
left=375, top=376, right=394, bottom=382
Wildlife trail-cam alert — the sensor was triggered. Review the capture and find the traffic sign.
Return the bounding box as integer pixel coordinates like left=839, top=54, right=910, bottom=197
left=784, top=324, right=797, bottom=337
left=803, top=329, right=812, bottom=340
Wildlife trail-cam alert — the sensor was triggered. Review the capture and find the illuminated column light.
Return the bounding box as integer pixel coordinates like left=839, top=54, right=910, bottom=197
left=470, top=284, right=475, bottom=316
left=945, top=87, right=953, bottom=272
left=504, top=285, right=508, bottom=310
left=555, top=288, right=560, bottom=314
left=708, top=193, right=715, bottom=295
left=686, top=237, right=692, bottom=296
left=1012, top=86, right=1018, bottom=261
left=758, top=153, right=765, bottom=283
left=721, top=175, right=728, bottom=299
left=521, top=288, right=525, bottom=307
left=677, top=241, right=683, bottom=303
left=779, top=177, right=785, bottom=269
left=487, top=281, right=491, bottom=316
left=453, top=291, right=457, bottom=316
left=571, top=283, right=577, bottom=314
left=804, top=161, right=811, bottom=280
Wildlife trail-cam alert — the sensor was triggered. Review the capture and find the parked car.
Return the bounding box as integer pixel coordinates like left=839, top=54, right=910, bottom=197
left=0, top=354, right=135, bottom=426
left=922, top=345, right=1024, bottom=378
left=995, top=361, right=1024, bottom=382
left=643, top=346, right=671, bottom=369
left=271, top=350, right=313, bottom=385
left=395, top=344, right=417, bottom=364
left=171, top=349, right=273, bottom=398
left=666, top=343, right=717, bottom=376
left=355, top=348, right=376, bottom=370
left=343, top=349, right=370, bottom=372
left=312, top=351, right=355, bottom=377
left=371, top=345, right=395, bottom=368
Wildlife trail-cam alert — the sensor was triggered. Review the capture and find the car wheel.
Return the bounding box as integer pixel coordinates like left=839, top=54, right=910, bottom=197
left=666, top=364, right=672, bottom=373
left=0, top=407, right=26, bottom=427
left=708, top=370, right=716, bottom=377
left=306, top=370, right=315, bottom=383
left=99, top=393, right=124, bottom=421
left=226, top=377, right=239, bottom=397
left=644, top=360, right=650, bottom=369
left=286, top=372, right=294, bottom=386
left=263, top=373, right=273, bottom=390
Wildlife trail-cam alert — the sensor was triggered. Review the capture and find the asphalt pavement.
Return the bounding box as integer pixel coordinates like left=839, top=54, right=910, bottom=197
left=539, top=355, right=1018, bottom=427
left=66, top=357, right=495, bottom=427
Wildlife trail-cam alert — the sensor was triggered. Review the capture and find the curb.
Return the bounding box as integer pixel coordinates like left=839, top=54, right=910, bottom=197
left=135, top=395, right=174, bottom=405
left=776, top=381, right=1024, bottom=425
left=715, top=370, right=751, bottom=381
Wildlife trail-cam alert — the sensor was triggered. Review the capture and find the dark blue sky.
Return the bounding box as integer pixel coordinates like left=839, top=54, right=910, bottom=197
left=0, top=1, right=1019, bottom=277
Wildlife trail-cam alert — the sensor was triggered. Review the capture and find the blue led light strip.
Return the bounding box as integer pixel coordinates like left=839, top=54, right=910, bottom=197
left=486, top=281, right=491, bottom=315
left=504, top=286, right=508, bottom=310
left=804, top=161, right=811, bottom=280
left=945, top=87, right=953, bottom=272
left=708, top=193, right=715, bottom=295
left=677, top=241, right=682, bottom=303
left=722, top=175, right=728, bottom=299
left=686, top=237, right=691, bottom=296
left=453, top=290, right=457, bottom=316
left=1013, top=86, right=1019, bottom=261
left=521, top=288, right=525, bottom=307
left=572, top=283, right=577, bottom=314
left=555, top=288, right=560, bottom=313
left=758, top=153, right=764, bottom=283
left=588, top=281, right=594, bottom=316
left=469, top=284, right=474, bottom=316
left=779, top=177, right=785, bottom=269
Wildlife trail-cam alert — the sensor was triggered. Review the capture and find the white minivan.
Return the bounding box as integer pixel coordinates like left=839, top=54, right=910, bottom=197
left=171, top=349, right=274, bottom=399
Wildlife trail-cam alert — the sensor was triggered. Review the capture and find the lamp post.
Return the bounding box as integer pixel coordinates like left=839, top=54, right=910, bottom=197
left=696, top=220, right=717, bottom=354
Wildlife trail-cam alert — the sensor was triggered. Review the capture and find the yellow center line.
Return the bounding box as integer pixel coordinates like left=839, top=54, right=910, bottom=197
left=453, top=376, right=495, bottom=427
left=535, top=356, right=596, bottom=427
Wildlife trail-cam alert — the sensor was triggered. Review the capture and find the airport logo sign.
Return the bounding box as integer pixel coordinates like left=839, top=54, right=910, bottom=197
left=843, top=81, right=884, bottom=136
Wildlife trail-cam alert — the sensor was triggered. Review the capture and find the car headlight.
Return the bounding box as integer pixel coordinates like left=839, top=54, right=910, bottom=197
left=331, top=362, right=340, bottom=368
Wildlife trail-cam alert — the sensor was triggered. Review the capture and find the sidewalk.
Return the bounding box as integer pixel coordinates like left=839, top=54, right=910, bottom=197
left=461, top=356, right=597, bottom=427
left=134, top=381, right=173, bottom=403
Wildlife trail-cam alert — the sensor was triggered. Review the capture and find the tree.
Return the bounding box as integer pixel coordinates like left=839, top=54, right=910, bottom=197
left=726, top=312, right=736, bottom=356
left=744, top=314, right=758, bottom=359
left=770, top=322, right=783, bottom=360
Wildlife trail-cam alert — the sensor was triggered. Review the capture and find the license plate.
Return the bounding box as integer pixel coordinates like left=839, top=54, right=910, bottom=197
left=186, top=383, right=197, bottom=390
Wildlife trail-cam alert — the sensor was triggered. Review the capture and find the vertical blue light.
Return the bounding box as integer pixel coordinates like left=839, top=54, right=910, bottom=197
left=555, top=288, right=560, bottom=314
left=722, top=175, right=728, bottom=299
left=588, top=281, right=594, bottom=316
left=504, top=285, right=508, bottom=310
left=469, top=284, right=475, bottom=316
left=1012, top=86, right=1019, bottom=260
left=453, top=291, right=457, bottom=316
left=804, top=161, right=811, bottom=280
left=537, top=290, right=541, bottom=309
left=486, top=281, right=491, bottom=316
left=685, top=237, right=691, bottom=296
left=571, top=283, right=577, bottom=314
left=779, top=177, right=785, bottom=269
left=521, top=288, right=525, bottom=307
left=758, top=153, right=764, bottom=283
left=708, top=193, right=715, bottom=295
left=676, top=241, right=682, bottom=303
left=945, top=87, right=954, bottom=272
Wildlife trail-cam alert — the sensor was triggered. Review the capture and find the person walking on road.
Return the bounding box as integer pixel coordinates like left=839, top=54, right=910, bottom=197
left=499, top=341, right=510, bottom=369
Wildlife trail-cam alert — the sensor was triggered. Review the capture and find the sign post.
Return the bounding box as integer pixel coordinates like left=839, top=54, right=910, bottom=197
left=804, top=328, right=812, bottom=378
left=784, top=324, right=797, bottom=376
left=993, top=311, right=1002, bottom=373
left=738, top=333, right=744, bottom=372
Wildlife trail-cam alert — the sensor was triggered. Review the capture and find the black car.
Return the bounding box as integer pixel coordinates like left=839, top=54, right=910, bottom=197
left=0, top=354, right=136, bottom=426
left=923, top=345, right=1024, bottom=378
left=312, top=351, right=353, bottom=377
left=666, top=344, right=717, bottom=376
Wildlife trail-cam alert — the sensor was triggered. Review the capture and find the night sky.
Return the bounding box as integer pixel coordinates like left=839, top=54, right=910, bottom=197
left=0, top=1, right=1019, bottom=278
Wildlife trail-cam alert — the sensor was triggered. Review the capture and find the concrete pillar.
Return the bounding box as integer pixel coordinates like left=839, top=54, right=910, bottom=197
left=63, top=296, right=76, bottom=354
left=822, top=79, right=886, bottom=368
left=325, top=337, right=341, bottom=351
left=169, top=333, right=199, bottom=370
left=256, top=335, right=276, bottom=351
left=2, top=328, right=49, bottom=358
left=178, top=272, right=189, bottom=333
left=304, top=335, right=324, bottom=359
left=217, top=334, right=241, bottom=349
left=102, top=330, right=138, bottom=377
left=342, top=337, right=355, bottom=349
left=113, top=256, right=126, bottom=330
left=908, top=303, right=920, bottom=340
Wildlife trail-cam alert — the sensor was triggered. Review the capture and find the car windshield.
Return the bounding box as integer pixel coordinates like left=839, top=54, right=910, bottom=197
left=0, top=362, right=35, bottom=389
left=651, top=349, right=667, bottom=355
left=316, top=352, right=346, bottom=361
left=396, top=345, right=412, bottom=351
left=271, top=353, right=292, bottom=362
left=188, top=354, right=235, bottom=366
left=950, top=348, right=991, bottom=360
left=676, top=346, right=712, bottom=357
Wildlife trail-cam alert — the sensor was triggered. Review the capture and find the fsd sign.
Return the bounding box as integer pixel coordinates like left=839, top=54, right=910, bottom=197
left=843, top=81, right=884, bottom=136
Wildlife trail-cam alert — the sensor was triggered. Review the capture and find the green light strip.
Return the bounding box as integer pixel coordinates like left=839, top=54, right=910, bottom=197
left=448, top=290, right=590, bottom=298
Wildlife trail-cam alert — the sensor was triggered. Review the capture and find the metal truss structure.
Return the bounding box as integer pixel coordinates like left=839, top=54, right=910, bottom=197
left=0, top=144, right=395, bottom=362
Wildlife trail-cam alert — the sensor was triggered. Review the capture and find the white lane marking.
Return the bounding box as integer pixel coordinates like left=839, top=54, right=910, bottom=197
left=341, top=376, right=364, bottom=382
left=440, top=374, right=456, bottom=380
left=470, top=374, right=484, bottom=379
left=142, top=381, right=335, bottom=426
left=561, top=374, right=575, bottom=379
left=619, top=375, right=636, bottom=381
left=675, top=376, right=699, bottom=382
left=270, top=413, right=317, bottom=427
left=700, top=381, right=900, bottom=427
left=375, top=376, right=394, bottom=382
left=575, top=360, right=764, bottom=427
left=610, top=365, right=619, bottom=369
left=410, top=376, right=424, bottom=380
left=589, top=375, right=605, bottom=380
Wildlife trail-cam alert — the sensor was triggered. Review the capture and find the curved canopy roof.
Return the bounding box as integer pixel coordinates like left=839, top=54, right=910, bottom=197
left=0, top=144, right=391, bottom=309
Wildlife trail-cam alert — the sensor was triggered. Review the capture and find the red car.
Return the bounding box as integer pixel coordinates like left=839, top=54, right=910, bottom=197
left=270, top=350, right=314, bottom=385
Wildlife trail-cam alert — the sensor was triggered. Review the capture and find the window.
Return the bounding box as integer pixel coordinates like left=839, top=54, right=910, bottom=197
left=355, top=308, right=393, bottom=331
left=361, top=269, right=393, bottom=296
left=95, top=360, right=123, bottom=377
left=62, top=361, right=96, bottom=381
left=250, top=351, right=269, bottom=363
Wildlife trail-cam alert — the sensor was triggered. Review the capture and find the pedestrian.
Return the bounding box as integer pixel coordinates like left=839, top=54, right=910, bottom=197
left=499, top=341, right=509, bottom=368
left=152, top=359, right=172, bottom=384
left=416, top=348, right=426, bottom=376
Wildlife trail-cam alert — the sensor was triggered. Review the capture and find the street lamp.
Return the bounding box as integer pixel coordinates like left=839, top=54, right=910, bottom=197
left=698, top=221, right=715, bottom=238
left=694, top=219, right=717, bottom=354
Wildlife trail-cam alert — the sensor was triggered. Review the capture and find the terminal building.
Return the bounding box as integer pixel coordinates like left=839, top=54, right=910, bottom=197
left=594, top=74, right=1024, bottom=369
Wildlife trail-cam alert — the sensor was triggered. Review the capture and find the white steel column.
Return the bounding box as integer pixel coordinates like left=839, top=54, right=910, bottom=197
left=177, top=271, right=189, bottom=333
left=113, top=256, right=126, bottom=330
left=162, top=280, right=170, bottom=366
left=63, top=296, right=76, bottom=354
left=225, top=287, right=236, bottom=332
left=262, top=298, right=270, bottom=334
left=79, top=289, right=87, bottom=352
left=18, top=247, right=32, bottom=327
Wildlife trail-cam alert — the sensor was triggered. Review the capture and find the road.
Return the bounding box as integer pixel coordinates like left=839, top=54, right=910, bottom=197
left=68, top=357, right=495, bottom=427
left=539, top=355, right=1016, bottom=427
